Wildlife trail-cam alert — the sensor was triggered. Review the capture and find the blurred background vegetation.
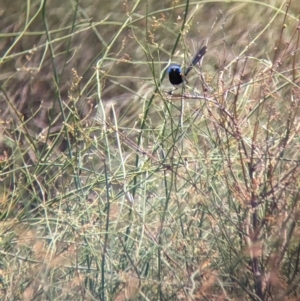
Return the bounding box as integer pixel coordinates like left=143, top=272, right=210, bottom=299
left=0, top=0, right=300, bottom=300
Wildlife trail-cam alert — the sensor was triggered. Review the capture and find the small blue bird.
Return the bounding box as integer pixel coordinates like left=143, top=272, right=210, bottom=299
left=168, top=46, right=207, bottom=87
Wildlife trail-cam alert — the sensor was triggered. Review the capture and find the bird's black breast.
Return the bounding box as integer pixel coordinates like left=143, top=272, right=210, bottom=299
left=168, top=66, right=183, bottom=85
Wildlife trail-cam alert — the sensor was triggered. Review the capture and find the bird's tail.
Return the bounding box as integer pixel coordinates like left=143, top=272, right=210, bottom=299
left=184, top=46, right=207, bottom=76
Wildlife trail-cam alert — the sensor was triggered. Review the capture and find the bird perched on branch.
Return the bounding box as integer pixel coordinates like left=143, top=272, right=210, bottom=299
left=168, top=46, right=207, bottom=87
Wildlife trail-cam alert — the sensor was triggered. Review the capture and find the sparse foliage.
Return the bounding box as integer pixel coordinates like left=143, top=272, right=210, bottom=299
left=0, top=0, right=300, bottom=300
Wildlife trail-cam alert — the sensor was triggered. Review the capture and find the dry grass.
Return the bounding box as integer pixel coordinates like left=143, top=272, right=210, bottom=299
left=1, top=0, right=300, bottom=300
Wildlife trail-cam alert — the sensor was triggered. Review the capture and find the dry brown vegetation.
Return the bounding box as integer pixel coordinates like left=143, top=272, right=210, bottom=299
left=1, top=0, right=300, bottom=300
